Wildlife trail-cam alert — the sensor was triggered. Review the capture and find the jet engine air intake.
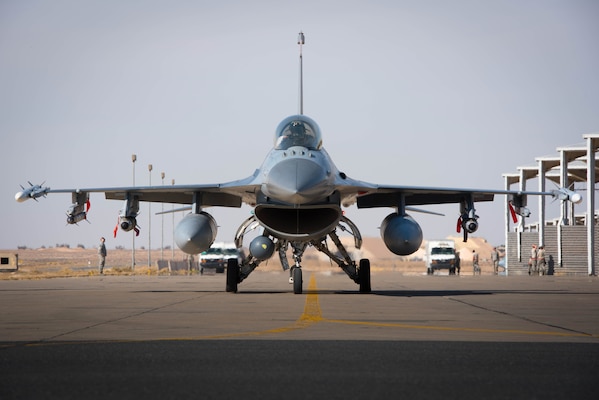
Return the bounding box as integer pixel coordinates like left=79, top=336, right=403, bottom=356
left=254, top=204, right=341, bottom=241
left=380, top=213, right=423, bottom=256
left=174, top=212, right=218, bottom=255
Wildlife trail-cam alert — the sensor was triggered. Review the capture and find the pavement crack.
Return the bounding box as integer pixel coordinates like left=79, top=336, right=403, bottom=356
left=448, top=296, right=595, bottom=338
left=41, top=293, right=213, bottom=342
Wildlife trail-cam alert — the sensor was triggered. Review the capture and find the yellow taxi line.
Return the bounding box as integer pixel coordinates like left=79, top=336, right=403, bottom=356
left=24, top=274, right=594, bottom=343
left=187, top=274, right=323, bottom=339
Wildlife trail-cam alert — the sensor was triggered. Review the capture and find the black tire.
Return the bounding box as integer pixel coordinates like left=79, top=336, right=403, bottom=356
left=226, top=258, right=239, bottom=293
left=292, top=267, right=303, bottom=294
left=359, top=259, right=371, bottom=293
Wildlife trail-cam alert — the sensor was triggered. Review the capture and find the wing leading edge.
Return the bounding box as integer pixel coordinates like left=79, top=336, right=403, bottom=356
left=45, top=171, right=262, bottom=209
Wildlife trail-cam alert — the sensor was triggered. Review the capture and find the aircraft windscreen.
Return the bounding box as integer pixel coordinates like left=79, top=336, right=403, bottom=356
left=274, top=115, right=322, bottom=150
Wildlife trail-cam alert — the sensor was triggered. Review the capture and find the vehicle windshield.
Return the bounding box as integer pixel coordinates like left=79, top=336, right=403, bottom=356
left=202, top=248, right=238, bottom=255
left=274, top=115, right=322, bottom=150
left=203, top=248, right=223, bottom=255
left=431, top=248, right=455, bottom=255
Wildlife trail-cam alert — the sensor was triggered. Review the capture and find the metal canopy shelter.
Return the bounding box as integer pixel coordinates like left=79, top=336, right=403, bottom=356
left=502, top=133, right=599, bottom=276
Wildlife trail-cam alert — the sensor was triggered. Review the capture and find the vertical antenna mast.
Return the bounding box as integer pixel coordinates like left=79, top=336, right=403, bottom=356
left=298, top=31, right=305, bottom=115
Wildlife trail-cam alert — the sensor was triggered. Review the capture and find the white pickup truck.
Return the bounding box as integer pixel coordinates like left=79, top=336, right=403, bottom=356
left=425, top=240, right=456, bottom=275
left=199, top=242, right=244, bottom=274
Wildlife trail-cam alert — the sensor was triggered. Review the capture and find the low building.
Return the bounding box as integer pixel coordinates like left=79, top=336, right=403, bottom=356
left=0, top=253, right=19, bottom=271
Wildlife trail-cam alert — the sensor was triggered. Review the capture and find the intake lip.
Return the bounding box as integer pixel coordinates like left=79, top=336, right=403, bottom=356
left=254, top=203, right=342, bottom=241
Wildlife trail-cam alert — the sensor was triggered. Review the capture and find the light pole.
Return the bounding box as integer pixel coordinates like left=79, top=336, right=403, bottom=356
left=161, top=172, right=165, bottom=262
left=131, top=154, right=136, bottom=270
left=172, top=178, right=175, bottom=260
left=148, top=164, right=153, bottom=268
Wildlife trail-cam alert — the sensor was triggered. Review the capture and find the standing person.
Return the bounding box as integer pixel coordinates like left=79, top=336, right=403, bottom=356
left=529, top=245, right=537, bottom=275
left=491, top=247, right=500, bottom=275
left=455, top=251, right=461, bottom=275
left=537, top=246, right=546, bottom=275
left=187, top=253, right=195, bottom=275
left=472, top=250, right=480, bottom=275
left=98, top=237, right=107, bottom=275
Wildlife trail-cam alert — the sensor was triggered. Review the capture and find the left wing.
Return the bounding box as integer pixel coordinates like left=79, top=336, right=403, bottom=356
left=333, top=175, right=581, bottom=243
left=15, top=172, right=262, bottom=236
left=42, top=172, right=263, bottom=208
left=333, top=174, right=581, bottom=209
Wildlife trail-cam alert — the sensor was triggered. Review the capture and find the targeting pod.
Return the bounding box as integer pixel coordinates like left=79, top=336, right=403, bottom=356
left=119, top=217, right=137, bottom=232
left=114, top=194, right=140, bottom=236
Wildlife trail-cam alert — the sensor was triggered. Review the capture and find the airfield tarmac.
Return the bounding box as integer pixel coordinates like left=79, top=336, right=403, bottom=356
left=1, top=271, right=598, bottom=399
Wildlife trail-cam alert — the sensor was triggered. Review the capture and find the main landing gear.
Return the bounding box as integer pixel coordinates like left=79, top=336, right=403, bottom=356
left=226, top=255, right=370, bottom=295
left=228, top=215, right=371, bottom=294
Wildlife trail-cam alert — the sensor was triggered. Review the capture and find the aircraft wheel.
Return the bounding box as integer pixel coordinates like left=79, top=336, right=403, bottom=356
left=359, top=259, right=371, bottom=293
left=292, top=267, right=303, bottom=294
left=226, top=258, right=239, bottom=293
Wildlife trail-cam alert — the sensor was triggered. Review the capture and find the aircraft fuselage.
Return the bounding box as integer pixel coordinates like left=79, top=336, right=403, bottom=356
left=251, top=115, right=344, bottom=241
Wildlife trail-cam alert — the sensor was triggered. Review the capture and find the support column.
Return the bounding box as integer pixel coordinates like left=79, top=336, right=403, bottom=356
left=586, top=136, right=596, bottom=276
left=504, top=176, right=510, bottom=275
left=518, top=169, right=527, bottom=264
left=558, top=150, right=568, bottom=266
left=560, top=150, right=569, bottom=225
left=538, top=160, right=546, bottom=247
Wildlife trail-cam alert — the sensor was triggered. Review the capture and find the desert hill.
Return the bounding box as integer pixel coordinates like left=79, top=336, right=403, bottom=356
left=1, top=236, right=498, bottom=278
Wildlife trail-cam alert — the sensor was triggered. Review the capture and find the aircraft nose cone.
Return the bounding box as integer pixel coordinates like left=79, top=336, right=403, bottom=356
left=264, top=158, right=331, bottom=204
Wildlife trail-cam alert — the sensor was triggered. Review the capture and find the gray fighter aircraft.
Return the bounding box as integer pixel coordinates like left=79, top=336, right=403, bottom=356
left=15, top=33, right=582, bottom=294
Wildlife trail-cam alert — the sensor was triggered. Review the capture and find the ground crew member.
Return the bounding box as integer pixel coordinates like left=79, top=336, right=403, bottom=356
left=529, top=244, right=537, bottom=275
left=537, top=246, right=546, bottom=275
left=472, top=250, right=480, bottom=275
left=491, top=247, right=500, bottom=275
left=98, top=237, right=107, bottom=275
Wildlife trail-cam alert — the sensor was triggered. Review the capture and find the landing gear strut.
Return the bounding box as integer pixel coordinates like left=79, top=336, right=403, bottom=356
left=283, top=242, right=307, bottom=294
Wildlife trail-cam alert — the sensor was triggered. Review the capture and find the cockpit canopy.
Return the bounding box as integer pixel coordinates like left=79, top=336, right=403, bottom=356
left=274, top=115, right=322, bottom=150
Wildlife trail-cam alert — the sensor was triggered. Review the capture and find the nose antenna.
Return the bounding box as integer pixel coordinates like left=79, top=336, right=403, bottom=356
left=297, top=31, right=305, bottom=115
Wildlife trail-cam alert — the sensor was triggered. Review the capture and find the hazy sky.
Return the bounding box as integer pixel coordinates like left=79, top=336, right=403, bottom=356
left=1, top=0, right=598, bottom=252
